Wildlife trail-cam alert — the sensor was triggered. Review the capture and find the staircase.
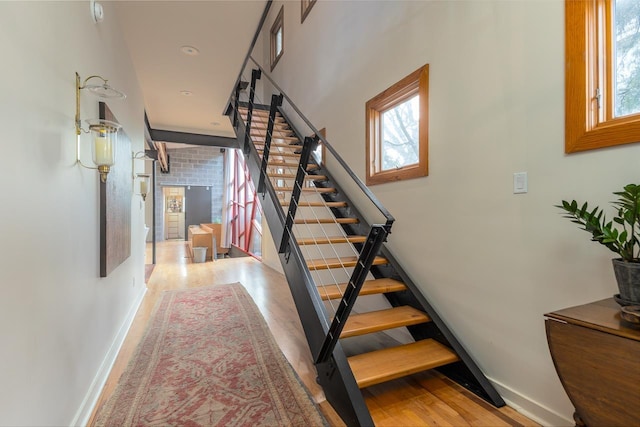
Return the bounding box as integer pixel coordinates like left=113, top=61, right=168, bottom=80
left=226, top=64, right=504, bottom=426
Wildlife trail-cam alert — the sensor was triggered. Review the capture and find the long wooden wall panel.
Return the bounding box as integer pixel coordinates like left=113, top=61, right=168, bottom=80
left=99, top=102, right=131, bottom=277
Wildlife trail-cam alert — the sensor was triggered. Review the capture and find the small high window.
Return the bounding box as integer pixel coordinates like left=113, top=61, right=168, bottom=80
left=565, top=0, right=640, bottom=153
left=270, top=6, right=284, bottom=71
left=301, top=0, right=317, bottom=23
left=366, top=64, right=429, bottom=185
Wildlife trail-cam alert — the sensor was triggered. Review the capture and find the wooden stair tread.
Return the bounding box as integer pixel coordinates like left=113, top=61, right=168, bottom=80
left=258, top=149, right=300, bottom=158
left=241, top=116, right=286, bottom=125
left=341, top=306, right=431, bottom=338
left=348, top=339, right=460, bottom=388
left=239, top=108, right=284, bottom=118
left=268, top=161, right=319, bottom=170
left=253, top=134, right=299, bottom=142
left=318, top=278, right=407, bottom=301
left=294, top=217, right=358, bottom=224
left=282, top=201, right=346, bottom=208
left=255, top=142, right=301, bottom=149
left=306, top=256, right=387, bottom=270
left=272, top=174, right=327, bottom=181
left=249, top=122, right=291, bottom=130
left=296, top=235, right=366, bottom=245
left=252, top=133, right=296, bottom=140
left=251, top=127, right=293, bottom=133
left=274, top=187, right=336, bottom=193
left=241, top=112, right=286, bottom=120
left=239, top=107, right=282, bottom=116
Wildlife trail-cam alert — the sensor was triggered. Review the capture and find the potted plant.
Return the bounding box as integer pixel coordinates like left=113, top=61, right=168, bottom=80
left=556, top=183, right=640, bottom=305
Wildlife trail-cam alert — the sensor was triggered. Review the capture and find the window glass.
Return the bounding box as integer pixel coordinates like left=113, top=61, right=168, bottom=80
left=613, top=0, right=640, bottom=117
left=270, top=6, right=284, bottom=71
left=275, top=27, right=283, bottom=57
left=381, top=95, right=419, bottom=171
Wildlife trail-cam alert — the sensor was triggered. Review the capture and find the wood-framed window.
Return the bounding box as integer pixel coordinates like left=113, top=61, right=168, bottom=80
left=301, top=0, right=317, bottom=23
left=366, top=64, right=429, bottom=186
left=565, top=0, right=640, bottom=153
left=270, top=6, right=284, bottom=71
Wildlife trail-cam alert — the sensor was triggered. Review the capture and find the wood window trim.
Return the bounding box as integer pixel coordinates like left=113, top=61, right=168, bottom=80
left=270, top=6, right=284, bottom=72
left=301, top=0, right=317, bottom=23
left=366, top=64, right=429, bottom=186
left=565, top=0, right=640, bottom=153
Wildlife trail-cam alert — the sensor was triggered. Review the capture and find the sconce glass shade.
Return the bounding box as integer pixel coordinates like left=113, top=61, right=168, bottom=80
left=85, top=83, right=126, bottom=99
left=86, top=119, right=121, bottom=182
left=137, top=174, right=151, bottom=201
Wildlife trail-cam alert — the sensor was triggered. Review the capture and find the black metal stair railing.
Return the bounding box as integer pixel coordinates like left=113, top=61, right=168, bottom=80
left=228, top=62, right=395, bottom=426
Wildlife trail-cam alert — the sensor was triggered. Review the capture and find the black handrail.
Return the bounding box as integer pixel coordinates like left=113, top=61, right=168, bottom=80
left=247, top=56, right=395, bottom=228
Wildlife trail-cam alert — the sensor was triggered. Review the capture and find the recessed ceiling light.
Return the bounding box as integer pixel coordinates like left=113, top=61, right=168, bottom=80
left=180, top=90, right=193, bottom=96
left=180, top=45, right=200, bottom=56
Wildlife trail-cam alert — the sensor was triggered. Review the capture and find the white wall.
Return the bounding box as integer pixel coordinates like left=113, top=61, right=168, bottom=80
left=251, top=1, right=640, bottom=425
left=0, top=2, right=146, bottom=425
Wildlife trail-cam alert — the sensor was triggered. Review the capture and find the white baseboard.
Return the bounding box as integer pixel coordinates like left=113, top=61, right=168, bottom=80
left=71, top=286, right=147, bottom=426
left=488, top=376, right=573, bottom=427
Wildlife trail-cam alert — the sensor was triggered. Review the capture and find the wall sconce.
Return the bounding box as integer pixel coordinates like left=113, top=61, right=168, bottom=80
left=75, top=72, right=126, bottom=183
left=132, top=151, right=154, bottom=201
left=136, top=174, right=151, bottom=201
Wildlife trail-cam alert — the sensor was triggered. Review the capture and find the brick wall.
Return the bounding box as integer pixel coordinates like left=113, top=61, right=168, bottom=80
left=153, top=146, right=225, bottom=240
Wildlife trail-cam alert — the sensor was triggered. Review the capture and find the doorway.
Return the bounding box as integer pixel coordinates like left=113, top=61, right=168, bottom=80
left=163, top=187, right=185, bottom=240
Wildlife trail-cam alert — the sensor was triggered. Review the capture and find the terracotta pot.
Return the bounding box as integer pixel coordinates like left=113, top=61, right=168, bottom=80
left=612, top=258, right=640, bottom=305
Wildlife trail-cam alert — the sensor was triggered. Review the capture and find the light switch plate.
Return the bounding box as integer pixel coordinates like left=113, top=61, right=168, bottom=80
left=514, top=172, right=528, bottom=194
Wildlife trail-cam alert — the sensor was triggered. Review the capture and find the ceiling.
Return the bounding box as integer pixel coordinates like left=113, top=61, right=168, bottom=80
left=114, top=1, right=267, bottom=147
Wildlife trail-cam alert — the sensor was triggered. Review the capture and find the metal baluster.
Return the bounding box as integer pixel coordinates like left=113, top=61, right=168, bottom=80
left=244, top=69, right=261, bottom=154
left=258, top=93, right=283, bottom=195
left=279, top=135, right=318, bottom=254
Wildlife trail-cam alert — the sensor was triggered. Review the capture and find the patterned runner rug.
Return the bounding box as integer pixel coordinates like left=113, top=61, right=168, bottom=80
left=93, top=283, right=327, bottom=426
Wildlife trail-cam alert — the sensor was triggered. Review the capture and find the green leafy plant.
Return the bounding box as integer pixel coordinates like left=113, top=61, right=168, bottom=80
left=556, top=184, right=640, bottom=262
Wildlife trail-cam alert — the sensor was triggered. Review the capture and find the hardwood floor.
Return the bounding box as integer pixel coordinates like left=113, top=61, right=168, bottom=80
left=88, top=241, right=538, bottom=426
